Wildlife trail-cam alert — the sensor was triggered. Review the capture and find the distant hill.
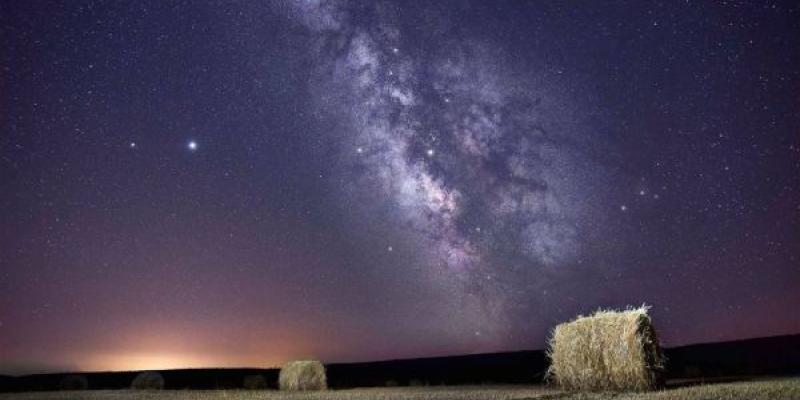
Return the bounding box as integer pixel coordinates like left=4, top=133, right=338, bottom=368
left=664, top=334, right=800, bottom=379
left=5, top=368, right=277, bottom=392
left=2, top=334, right=798, bottom=392
left=326, top=349, right=548, bottom=388
left=0, top=377, right=14, bottom=392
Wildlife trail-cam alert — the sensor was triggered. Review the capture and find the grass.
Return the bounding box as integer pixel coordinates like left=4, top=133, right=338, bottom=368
left=1, top=378, right=798, bottom=400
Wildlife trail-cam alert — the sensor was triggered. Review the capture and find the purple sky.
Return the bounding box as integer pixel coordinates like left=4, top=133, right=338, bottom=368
left=1, top=0, right=798, bottom=375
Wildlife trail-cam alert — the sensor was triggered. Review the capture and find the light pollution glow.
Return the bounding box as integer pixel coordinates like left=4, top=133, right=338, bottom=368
left=2, top=320, right=324, bottom=373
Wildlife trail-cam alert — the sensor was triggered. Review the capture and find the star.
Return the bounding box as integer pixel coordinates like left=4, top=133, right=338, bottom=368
left=188, top=141, right=198, bottom=151
left=426, top=149, right=435, bottom=157
left=129, top=142, right=136, bottom=149
left=620, top=205, right=628, bottom=211
left=356, top=146, right=364, bottom=154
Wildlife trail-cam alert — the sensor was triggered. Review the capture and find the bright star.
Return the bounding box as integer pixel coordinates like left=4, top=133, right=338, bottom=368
left=356, top=147, right=364, bottom=154
left=129, top=142, right=136, bottom=148
left=426, top=149, right=435, bottom=157
left=188, top=141, right=198, bottom=151
left=620, top=205, right=628, bottom=211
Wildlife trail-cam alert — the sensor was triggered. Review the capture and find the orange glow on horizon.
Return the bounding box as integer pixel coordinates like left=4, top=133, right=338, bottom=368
left=65, top=321, right=323, bottom=372
left=81, top=351, right=287, bottom=372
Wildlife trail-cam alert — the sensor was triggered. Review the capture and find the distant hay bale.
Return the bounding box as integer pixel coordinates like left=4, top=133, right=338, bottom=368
left=58, top=375, right=88, bottom=390
left=243, top=374, right=267, bottom=389
left=130, top=371, right=165, bottom=390
left=547, top=306, right=665, bottom=392
left=279, top=360, right=327, bottom=391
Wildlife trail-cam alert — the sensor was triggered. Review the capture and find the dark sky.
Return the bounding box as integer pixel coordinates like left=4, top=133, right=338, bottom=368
left=1, top=1, right=799, bottom=374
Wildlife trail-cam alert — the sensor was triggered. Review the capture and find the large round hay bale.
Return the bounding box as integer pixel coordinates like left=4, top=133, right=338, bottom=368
left=58, top=374, right=88, bottom=390
left=278, top=360, right=327, bottom=391
left=130, top=371, right=165, bottom=390
left=547, top=306, right=664, bottom=392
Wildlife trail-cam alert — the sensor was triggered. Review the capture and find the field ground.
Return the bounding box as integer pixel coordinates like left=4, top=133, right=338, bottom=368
left=1, top=378, right=799, bottom=400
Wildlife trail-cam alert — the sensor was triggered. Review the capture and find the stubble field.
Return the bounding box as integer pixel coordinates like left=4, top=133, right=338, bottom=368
left=2, top=378, right=798, bottom=400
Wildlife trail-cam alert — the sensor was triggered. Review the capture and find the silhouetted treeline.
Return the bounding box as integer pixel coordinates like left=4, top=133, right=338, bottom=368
left=1, top=334, right=798, bottom=392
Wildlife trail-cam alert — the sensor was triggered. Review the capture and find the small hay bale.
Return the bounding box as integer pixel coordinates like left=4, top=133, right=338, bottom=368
left=243, top=374, right=267, bottom=390
left=279, top=360, right=327, bottom=391
left=547, top=306, right=664, bottom=392
left=58, top=375, right=88, bottom=390
left=130, top=371, right=165, bottom=390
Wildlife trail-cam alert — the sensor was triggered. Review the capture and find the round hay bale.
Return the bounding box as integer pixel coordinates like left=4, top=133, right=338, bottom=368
left=546, top=306, right=664, bottom=392
left=58, top=375, right=88, bottom=390
left=130, top=371, right=165, bottom=390
left=278, top=360, right=327, bottom=391
left=243, top=374, right=267, bottom=390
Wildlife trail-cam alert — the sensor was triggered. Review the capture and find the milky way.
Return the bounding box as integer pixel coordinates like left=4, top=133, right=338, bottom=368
left=286, top=1, right=608, bottom=339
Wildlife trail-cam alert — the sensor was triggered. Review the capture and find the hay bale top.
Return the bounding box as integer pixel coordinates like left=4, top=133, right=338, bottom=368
left=279, top=359, right=327, bottom=391
left=547, top=306, right=664, bottom=392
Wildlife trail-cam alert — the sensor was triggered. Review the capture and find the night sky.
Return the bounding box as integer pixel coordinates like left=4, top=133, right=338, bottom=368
left=1, top=1, right=799, bottom=375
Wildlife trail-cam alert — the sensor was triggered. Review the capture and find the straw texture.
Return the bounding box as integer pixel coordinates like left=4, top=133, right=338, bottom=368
left=547, top=306, right=664, bottom=392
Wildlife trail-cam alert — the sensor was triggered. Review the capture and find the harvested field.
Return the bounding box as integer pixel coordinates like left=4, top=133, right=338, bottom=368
left=1, top=378, right=798, bottom=400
